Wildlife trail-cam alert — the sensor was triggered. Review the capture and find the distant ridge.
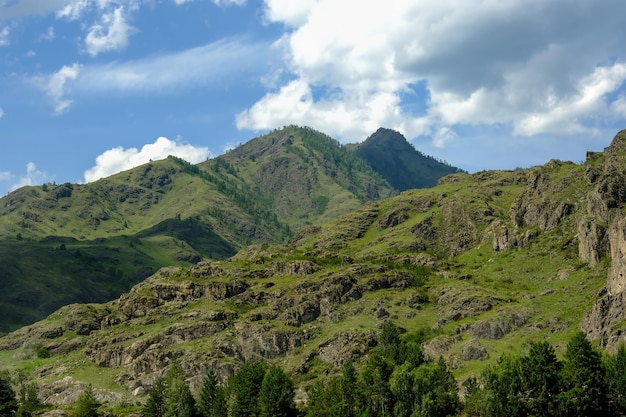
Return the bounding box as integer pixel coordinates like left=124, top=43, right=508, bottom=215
left=354, top=127, right=464, bottom=190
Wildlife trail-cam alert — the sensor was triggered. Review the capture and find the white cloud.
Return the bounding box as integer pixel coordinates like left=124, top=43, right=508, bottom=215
left=83, top=137, right=212, bottom=183
left=0, top=26, right=10, bottom=46
left=174, top=0, right=246, bottom=5
left=0, top=0, right=79, bottom=20
left=42, top=63, right=81, bottom=114
left=10, top=163, right=48, bottom=191
left=39, top=26, right=56, bottom=41
left=33, top=38, right=269, bottom=113
left=76, top=37, right=271, bottom=92
left=55, top=0, right=90, bottom=20
left=238, top=0, right=626, bottom=145
left=85, top=6, right=132, bottom=56
left=0, top=107, right=4, bottom=119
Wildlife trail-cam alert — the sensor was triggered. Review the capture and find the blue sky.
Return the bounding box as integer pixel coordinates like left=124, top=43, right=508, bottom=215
left=1, top=0, right=626, bottom=196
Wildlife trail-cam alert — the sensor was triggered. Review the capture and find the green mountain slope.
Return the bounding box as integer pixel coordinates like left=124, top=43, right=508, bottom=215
left=2, top=130, right=626, bottom=415
left=207, top=125, right=396, bottom=230
left=353, top=127, right=464, bottom=190
left=0, top=125, right=456, bottom=333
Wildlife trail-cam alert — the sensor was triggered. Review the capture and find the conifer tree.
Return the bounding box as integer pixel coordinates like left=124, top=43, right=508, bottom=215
left=258, top=365, right=296, bottom=417
left=197, top=370, right=219, bottom=417
left=0, top=372, right=17, bottom=417
left=521, top=341, right=562, bottom=416
left=74, top=385, right=99, bottom=417
left=558, top=331, right=607, bottom=417
left=227, top=361, right=266, bottom=417
left=142, top=377, right=167, bottom=417
left=165, top=375, right=196, bottom=417
left=605, top=343, right=626, bottom=415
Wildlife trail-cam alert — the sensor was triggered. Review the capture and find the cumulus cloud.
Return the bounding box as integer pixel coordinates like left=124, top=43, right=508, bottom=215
left=237, top=0, right=626, bottom=145
left=42, top=63, right=81, bottom=114
left=84, top=137, right=211, bottom=183
left=85, top=6, right=133, bottom=56
left=10, top=163, right=48, bottom=191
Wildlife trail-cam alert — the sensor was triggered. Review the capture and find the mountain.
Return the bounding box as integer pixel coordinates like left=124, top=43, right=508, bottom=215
left=2, top=130, right=626, bottom=415
left=353, top=127, right=464, bottom=190
left=0, top=125, right=455, bottom=333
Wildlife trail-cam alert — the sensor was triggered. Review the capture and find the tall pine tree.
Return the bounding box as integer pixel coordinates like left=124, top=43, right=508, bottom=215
left=558, top=331, right=607, bottom=417
left=258, top=365, right=296, bottom=417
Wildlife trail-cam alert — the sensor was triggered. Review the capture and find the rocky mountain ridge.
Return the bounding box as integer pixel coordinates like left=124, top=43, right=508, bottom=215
left=0, top=126, right=456, bottom=333
left=3, top=130, right=626, bottom=414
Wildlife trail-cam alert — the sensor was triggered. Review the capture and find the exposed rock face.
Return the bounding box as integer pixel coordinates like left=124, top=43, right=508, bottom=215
left=318, top=331, right=377, bottom=367
left=577, top=219, right=607, bottom=267
left=436, top=286, right=502, bottom=321
left=461, top=338, right=489, bottom=361
left=607, top=216, right=626, bottom=295
left=582, top=291, right=626, bottom=348
left=469, top=309, right=530, bottom=340
left=491, top=222, right=539, bottom=252
left=582, top=130, right=626, bottom=348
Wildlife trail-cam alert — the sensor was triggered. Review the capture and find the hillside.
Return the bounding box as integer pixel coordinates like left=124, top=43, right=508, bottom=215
left=2, top=130, right=626, bottom=415
left=353, top=127, right=464, bottom=190
left=0, top=125, right=455, bottom=333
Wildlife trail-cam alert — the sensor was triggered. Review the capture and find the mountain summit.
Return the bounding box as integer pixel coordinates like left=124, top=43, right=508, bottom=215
left=354, top=128, right=464, bottom=190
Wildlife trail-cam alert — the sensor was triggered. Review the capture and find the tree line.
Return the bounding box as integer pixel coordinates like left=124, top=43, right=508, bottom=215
left=3, top=323, right=626, bottom=416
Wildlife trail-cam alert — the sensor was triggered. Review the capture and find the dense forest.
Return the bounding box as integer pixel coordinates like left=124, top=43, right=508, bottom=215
left=2, top=321, right=626, bottom=417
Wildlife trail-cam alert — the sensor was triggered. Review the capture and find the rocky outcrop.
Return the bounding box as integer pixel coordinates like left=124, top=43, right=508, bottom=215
left=468, top=308, right=530, bottom=340
left=491, top=221, right=539, bottom=251
left=461, top=338, right=489, bottom=361
left=436, top=286, right=502, bottom=321
left=607, top=216, right=626, bottom=295
left=577, top=219, right=607, bottom=267
left=318, top=330, right=377, bottom=367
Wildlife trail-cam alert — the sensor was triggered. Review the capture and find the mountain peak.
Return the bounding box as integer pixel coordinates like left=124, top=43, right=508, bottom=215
left=355, top=127, right=463, bottom=190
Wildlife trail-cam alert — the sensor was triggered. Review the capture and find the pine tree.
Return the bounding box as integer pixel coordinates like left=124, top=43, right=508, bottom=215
left=143, top=377, right=167, bottom=417
left=558, top=331, right=607, bottom=417
left=165, top=375, right=196, bottom=417
left=227, top=361, right=266, bottom=417
left=606, top=343, right=626, bottom=415
left=0, top=372, right=17, bottom=417
left=74, top=385, right=99, bottom=417
left=521, top=341, right=562, bottom=416
left=258, top=365, right=296, bottom=417
left=197, top=370, right=219, bottom=417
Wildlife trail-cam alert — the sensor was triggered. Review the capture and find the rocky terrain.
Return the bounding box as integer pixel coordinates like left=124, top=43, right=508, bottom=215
left=2, top=130, right=626, bottom=414
left=0, top=126, right=458, bottom=333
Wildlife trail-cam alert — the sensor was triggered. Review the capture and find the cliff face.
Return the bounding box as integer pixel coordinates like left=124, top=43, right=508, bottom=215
left=579, top=130, right=626, bottom=348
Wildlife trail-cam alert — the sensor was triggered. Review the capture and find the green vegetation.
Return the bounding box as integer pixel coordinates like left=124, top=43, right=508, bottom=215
left=2, top=128, right=626, bottom=416
left=1, top=125, right=456, bottom=332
